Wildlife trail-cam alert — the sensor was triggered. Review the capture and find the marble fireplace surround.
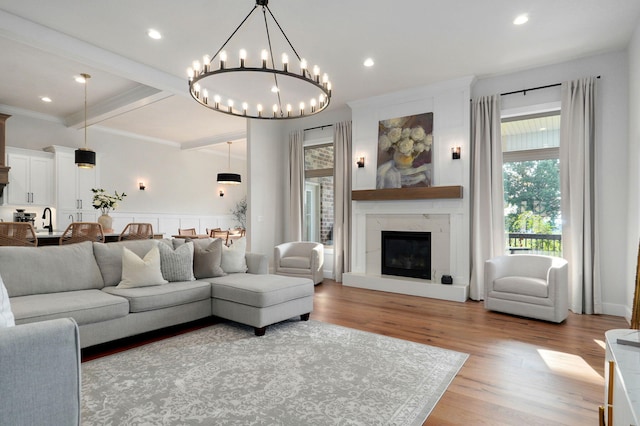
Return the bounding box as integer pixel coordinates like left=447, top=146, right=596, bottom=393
left=343, top=200, right=469, bottom=302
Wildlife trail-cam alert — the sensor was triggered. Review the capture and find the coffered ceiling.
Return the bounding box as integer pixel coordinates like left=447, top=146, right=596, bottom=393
left=0, top=0, right=638, bottom=155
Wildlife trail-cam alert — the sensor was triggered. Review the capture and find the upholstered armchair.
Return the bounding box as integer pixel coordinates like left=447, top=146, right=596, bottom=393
left=274, top=241, right=324, bottom=285
left=484, top=254, right=569, bottom=323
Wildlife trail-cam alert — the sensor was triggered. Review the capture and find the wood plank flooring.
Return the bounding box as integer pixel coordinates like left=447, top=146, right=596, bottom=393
left=83, top=279, right=629, bottom=425
left=312, top=280, right=628, bottom=426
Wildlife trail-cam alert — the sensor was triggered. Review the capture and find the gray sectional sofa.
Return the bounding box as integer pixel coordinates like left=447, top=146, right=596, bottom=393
left=0, top=238, right=314, bottom=347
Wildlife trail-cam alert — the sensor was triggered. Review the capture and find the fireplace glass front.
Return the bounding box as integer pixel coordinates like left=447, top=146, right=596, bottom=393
left=381, top=231, right=431, bottom=279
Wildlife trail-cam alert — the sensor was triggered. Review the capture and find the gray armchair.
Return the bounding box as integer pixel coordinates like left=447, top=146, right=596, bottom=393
left=484, top=254, right=569, bottom=323
left=274, top=241, right=324, bottom=285
left=0, top=318, right=81, bottom=426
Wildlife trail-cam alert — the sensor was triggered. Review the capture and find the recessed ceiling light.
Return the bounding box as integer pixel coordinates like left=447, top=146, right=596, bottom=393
left=513, top=14, right=529, bottom=25
left=364, top=58, right=374, bottom=67
left=40, top=96, right=52, bottom=103
left=147, top=29, right=162, bottom=40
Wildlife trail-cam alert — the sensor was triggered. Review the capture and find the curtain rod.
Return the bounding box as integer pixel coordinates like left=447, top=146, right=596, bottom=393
left=500, top=75, right=601, bottom=97
left=304, top=124, right=334, bottom=132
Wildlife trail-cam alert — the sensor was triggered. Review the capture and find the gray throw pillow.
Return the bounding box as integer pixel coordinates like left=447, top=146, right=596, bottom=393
left=193, top=238, right=226, bottom=279
left=158, top=241, right=195, bottom=282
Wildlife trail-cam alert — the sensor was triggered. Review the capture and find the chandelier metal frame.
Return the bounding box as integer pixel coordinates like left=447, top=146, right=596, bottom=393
left=187, top=0, right=331, bottom=120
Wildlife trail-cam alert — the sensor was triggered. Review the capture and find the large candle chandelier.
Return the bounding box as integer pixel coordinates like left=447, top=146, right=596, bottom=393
left=187, top=0, right=332, bottom=120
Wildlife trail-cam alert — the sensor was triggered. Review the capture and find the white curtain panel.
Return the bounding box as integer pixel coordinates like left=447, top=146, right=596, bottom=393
left=333, top=121, right=352, bottom=282
left=560, top=77, right=601, bottom=314
left=287, top=130, right=304, bottom=242
left=470, top=95, right=505, bottom=300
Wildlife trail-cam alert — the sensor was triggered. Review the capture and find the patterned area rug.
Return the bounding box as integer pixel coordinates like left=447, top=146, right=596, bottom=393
left=82, top=320, right=468, bottom=425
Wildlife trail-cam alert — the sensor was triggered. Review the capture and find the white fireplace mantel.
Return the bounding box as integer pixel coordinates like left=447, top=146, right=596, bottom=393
left=343, top=199, right=469, bottom=302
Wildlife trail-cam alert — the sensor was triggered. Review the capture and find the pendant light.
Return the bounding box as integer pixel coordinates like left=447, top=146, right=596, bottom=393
left=75, top=73, right=96, bottom=168
left=217, top=141, right=241, bottom=184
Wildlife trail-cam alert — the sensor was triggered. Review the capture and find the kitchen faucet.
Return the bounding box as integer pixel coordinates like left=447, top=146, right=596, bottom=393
left=42, top=207, right=53, bottom=233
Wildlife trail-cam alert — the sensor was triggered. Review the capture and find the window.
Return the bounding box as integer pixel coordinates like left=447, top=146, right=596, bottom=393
left=501, top=111, right=562, bottom=255
left=304, top=143, right=334, bottom=246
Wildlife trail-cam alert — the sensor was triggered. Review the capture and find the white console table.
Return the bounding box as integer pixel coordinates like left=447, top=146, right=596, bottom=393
left=604, top=329, right=640, bottom=425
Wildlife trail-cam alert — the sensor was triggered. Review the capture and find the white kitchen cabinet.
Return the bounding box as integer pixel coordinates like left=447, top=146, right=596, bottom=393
left=44, top=146, right=99, bottom=229
left=57, top=209, right=97, bottom=230
left=5, top=148, right=53, bottom=206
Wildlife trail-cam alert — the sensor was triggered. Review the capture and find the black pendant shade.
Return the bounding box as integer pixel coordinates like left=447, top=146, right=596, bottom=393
left=217, top=172, right=241, bottom=184
left=75, top=147, right=96, bottom=168
left=75, top=73, right=96, bottom=168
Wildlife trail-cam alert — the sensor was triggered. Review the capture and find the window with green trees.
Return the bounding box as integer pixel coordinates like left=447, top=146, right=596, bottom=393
left=502, top=112, right=562, bottom=255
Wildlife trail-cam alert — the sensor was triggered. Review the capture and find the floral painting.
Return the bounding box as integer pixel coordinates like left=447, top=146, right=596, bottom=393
left=376, top=112, right=433, bottom=189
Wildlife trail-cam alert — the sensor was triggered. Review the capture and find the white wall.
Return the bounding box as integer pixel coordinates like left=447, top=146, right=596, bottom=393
left=0, top=111, right=246, bottom=222
left=473, top=50, right=630, bottom=316
left=246, top=119, right=285, bottom=260
left=627, top=22, right=640, bottom=318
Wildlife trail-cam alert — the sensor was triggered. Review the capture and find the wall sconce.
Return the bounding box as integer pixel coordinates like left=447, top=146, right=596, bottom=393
left=139, top=181, right=146, bottom=190
left=219, top=190, right=224, bottom=197
left=356, top=156, right=365, bottom=168
left=451, top=147, right=461, bottom=160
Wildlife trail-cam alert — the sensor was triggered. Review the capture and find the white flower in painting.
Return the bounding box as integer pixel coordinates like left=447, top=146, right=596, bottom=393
left=397, top=138, right=414, bottom=155
left=387, top=127, right=402, bottom=143
left=401, top=128, right=411, bottom=139
left=378, top=134, right=392, bottom=151
left=425, top=134, right=433, bottom=148
left=415, top=142, right=426, bottom=153
left=410, top=126, right=425, bottom=141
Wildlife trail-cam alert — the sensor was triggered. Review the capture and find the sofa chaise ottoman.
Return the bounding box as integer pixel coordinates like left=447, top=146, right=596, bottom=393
left=210, top=273, right=314, bottom=335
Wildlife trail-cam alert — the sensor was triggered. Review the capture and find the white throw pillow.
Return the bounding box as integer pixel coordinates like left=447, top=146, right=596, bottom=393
left=221, top=237, right=248, bottom=273
left=0, top=273, right=15, bottom=327
left=117, top=246, right=168, bottom=288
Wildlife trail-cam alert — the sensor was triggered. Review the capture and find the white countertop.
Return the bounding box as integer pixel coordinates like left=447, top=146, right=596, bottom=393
left=606, top=329, right=640, bottom=424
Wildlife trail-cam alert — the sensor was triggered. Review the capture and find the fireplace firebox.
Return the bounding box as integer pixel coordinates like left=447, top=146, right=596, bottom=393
left=381, top=231, right=431, bottom=279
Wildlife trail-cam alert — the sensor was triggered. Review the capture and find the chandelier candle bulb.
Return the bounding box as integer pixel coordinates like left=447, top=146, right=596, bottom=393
left=187, top=68, right=194, bottom=81
left=300, top=102, right=305, bottom=115
left=203, top=55, right=211, bottom=72
left=214, top=95, right=221, bottom=109
left=220, top=51, right=227, bottom=69
left=257, top=104, right=263, bottom=117
left=313, top=65, right=320, bottom=82
left=273, top=104, right=278, bottom=117
left=227, top=99, right=233, bottom=113
left=203, top=89, right=208, bottom=104
left=300, top=58, right=307, bottom=76
left=192, top=60, right=201, bottom=74
left=282, top=53, right=288, bottom=72
left=239, top=49, right=247, bottom=67
left=287, top=104, right=292, bottom=117
left=242, top=102, right=248, bottom=115
left=310, top=98, right=317, bottom=113
left=193, top=83, right=200, bottom=97
left=261, top=49, right=268, bottom=68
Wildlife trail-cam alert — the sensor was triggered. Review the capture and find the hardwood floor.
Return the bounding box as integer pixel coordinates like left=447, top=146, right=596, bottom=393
left=83, top=279, right=628, bottom=425
left=312, top=280, right=628, bottom=426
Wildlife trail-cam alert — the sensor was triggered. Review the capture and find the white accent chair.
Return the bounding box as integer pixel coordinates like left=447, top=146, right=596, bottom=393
left=274, top=241, right=324, bottom=285
left=484, top=254, right=569, bottom=323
